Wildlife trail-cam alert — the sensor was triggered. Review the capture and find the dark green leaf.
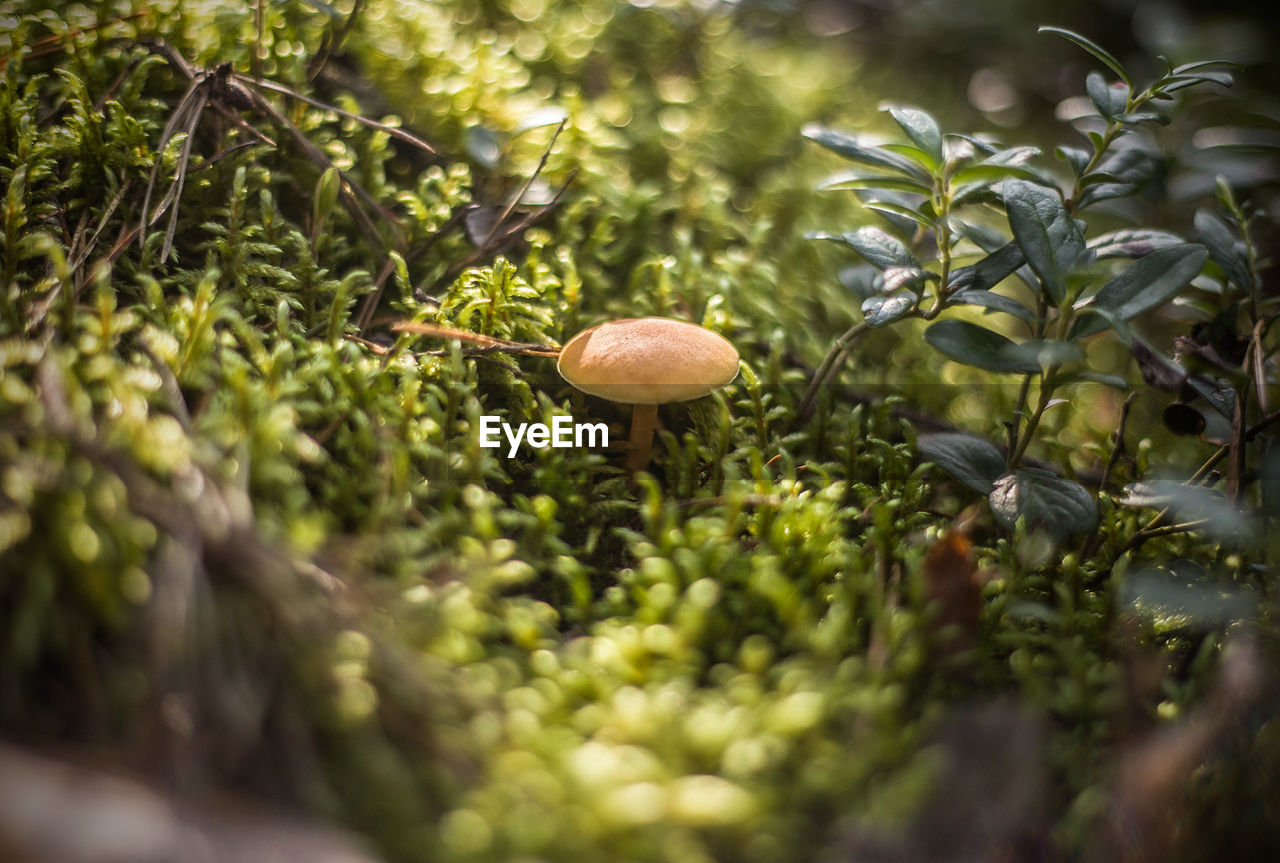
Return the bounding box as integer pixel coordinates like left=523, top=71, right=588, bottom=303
left=1115, top=111, right=1170, bottom=125
left=1039, top=26, right=1131, bottom=85
left=1076, top=148, right=1157, bottom=208
left=1004, top=179, right=1085, bottom=306
left=951, top=147, right=1043, bottom=187
left=918, top=433, right=1007, bottom=494
left=882, top=104, right=943, bottom=167
left=924, top=319, right=1041, bottom=373
left=1131, top=337, right=1187, bottom=390
left=802, top=125, right=929, bottom=179
left=950, top=289, right=1040, bottom=323
left=948, top=133, right=1002, bottom=157
left=1010, top=339, right=1085, bottom=369
left=881, top=142, right=940, bottom=174
left=827, top=226, right=918, bottom=270
left=1089, top=228, right=1186, bottom=259
left=1183, top=376, right=1236, bottom=419
left=1086, top=71, right=1128, bottom=119
left=882, top=266, right=934, bottom=291
left=1071, top=244, right=1208, bottom=338
left=862, top=292, right=916, bottom=327
left=951, top=220, right=1007, bottom=252
left=1054, top=370, right=1131, bottom=390
left=838, top=265, right=880, bottom=299
left=1171, top=59, right=1241, bottom=75
left=983, top=146, right=1041, bottom=167
left=1159, top=71, right=1234, bottom=92
left=989, top=467, right=1099, bottom=539
left=855, top=188, right=934, bottom=235
left=951, top=163, right=1047, bottom=189
left=1055, top=145, right=1091, bottom=176
left=949, top=186, right=1002, bottom=208
left=1194, top=209, right=1252, bottom=293
left=818, top=172, right=932, bottom=194
left=863, top=199, right=934, bottom=230
left=947, top=241, right=1026, bottom=292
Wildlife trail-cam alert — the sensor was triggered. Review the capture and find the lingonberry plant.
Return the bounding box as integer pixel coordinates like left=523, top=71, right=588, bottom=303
left=803, top=26, right=1272, bottom=545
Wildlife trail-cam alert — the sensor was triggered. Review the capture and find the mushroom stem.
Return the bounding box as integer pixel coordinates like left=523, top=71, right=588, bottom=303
left=625, top=403, right=659, bottom=474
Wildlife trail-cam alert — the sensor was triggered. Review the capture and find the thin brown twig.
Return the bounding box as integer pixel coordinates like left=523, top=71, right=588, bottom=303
left=430, top=170, right=577, bottom=293
left=797, top=321, right=870, bottom=420
left=481, top=120, right=565, bottom=250
left=354, top=206, right=466, bottom=334
left=0, top=12, right=147, bottom=72
left=246, top=75, right=436, bottom=158
left=390, top=321, right=560, bottom=357
left=306, top=0, right=367, bottom=83
left=1098, top=391, right=1137, bottom=494
left=1123, top=408, right=1280, bottom=551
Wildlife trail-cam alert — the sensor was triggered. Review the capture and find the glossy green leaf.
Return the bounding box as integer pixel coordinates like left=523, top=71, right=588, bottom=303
left=1086, top=71, right=1128, bottom=119
left=951, top=164, right=1045, bottom=189
left=1071, top=244, right=1207, bottom=338
left=1004, top=179, right=1084, bottom=306
left=1039, top=26, right=1131, bottom=85
left=1054, top=370, right=1131, bottom=390
left=802, top=125, right=929, bottom=179
left=814, top=226, right=918, bottom=270
left=947, top=241, right=1026, bottom=292
left=1159, top=71, right=1234, bottom=92
left=1131, top=336, right=1187, bottom=390
left=918, top=433, right=1007, bottom=494
left=856, top=189, right=935, bottom=235
left=1055, top=145, right=1091, bottom=176
left=1183, top=376, right=1236, bottom=420
left=948, top=133, right=1002, bottom=158
left=1194, top=209, right=1253, bottom=293
left=1077, top=148, right=1157, bottom=208
left=881, top=142, right=941, bottom=174
left=1010, top=339, right=1085, bottom=369
left=863, top=199, right=934, bottom=230
left=989, top=468, right=1099, bottom=539
left=1089, top=228, right=1186, bottom=259
left=882, top=266, right=934, bottom=291
left=882, top=104, right=944, bottom=167
left=819, top=172, right=932, bottom=195
left=949, top=289, right=1040, bottom=324
left=1171, top=59, right=1241, bottom=76
left=924, top=319, right=1041, bottom=373
left=951, top=219, right=1007, bottom=252
left=861, top=292, right=916, bottom=327
left=838, top=264, right=880, bottom=298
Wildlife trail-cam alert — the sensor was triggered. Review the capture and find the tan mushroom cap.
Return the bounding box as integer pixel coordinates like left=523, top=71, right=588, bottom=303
left=558, top=317, right=740, bottom=404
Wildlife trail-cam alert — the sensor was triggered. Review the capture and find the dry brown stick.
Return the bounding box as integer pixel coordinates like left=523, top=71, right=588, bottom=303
left=390, top=321, right=560, bottom=357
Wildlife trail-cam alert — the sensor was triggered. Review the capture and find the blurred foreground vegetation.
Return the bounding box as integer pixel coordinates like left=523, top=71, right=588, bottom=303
left=1, top=1, right=1278, bottom=861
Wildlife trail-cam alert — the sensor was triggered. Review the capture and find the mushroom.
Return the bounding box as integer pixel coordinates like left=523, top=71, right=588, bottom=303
left=557, top=317, right=740, bottom=473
